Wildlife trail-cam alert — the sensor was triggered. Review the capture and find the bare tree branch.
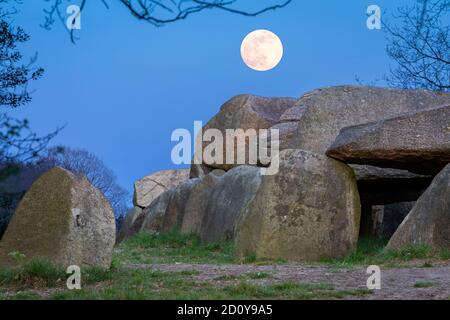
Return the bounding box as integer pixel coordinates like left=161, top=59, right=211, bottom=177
left=384, top=0, right=450, bottom=91
left=41, top=0, right=292, bottom=43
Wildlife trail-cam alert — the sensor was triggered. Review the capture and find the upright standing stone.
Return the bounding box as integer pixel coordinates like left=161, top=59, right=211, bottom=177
left=180, top=170, right=225, bottom=235
left=235, top=149, right=361, bottom=261
left=0, top=167, right=116, bottom=269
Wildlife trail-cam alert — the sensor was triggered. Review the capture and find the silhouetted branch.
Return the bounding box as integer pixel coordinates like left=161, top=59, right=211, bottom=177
left=42, top=0, right=292, bottom=43
left=384, top=0, right=449, bottom=91
left=0, top=114, right=64, bottom=162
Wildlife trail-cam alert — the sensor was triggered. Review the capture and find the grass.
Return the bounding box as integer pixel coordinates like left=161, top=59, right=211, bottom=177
left=113, top=230, right=288, bottom=266
left=0, top=266, right=372, bottom=300
left=0, top=257, right=114, bottom=292
left=1, top=232, right=449, bottom=300
left=217, top=282, right=372, bottom=300
left=83, top=267, right=114, bottom=285
left=245, top=272, right=273, bottom=279
left=320, top=237, right=450, bottom=268
left=0, top=257, right=66, bottom=288
left=9, top=292, right=42, bottom=300
left=214, top=272, right=273, bottom=282
left=114, top=230, right=236, bottom=265
left=47, top=277, right=372, bottom=300
left=414, top=281, right=435, bottom=288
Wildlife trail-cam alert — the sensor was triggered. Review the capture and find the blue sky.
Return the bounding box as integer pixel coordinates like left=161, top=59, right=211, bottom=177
left=10, top=0, right=412, bottom=195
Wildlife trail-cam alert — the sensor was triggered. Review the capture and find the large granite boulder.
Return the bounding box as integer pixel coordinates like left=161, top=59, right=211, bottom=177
left=235, top=149, right=361, bottom=261
left=140, top=190, right=173, bottom=233
left=268, top=122, right=298, bottom=151
left=189, top=162, right=213, bottom=179
left=162, top=178, right=202, bottom=232
left=199, top=166, right=262, bottom=242
left=290, top=86, right=450, bottom=153
left=133, top=169, right=190, bottom=208
left=279, top=103, right=306, bottom=122
left=327, top=105, right=450, bottom=175
left=267, top=103, right=306, bottom=151
left=126, top=166, right=262, bottom=243
left=193, top=94, right=296, bottom=173
left=386, top=164, right=450, bottom=250
left=0, top=167, right=115, bottom=269
left=116, top=207, right=142, bottom=243
left=122, top=179, right=201, bottom=238
left=288, top=86, right=449, bottom=207
left=190, top=166, right=262, bottom=242
left=181, top=171, right=225, bottom=235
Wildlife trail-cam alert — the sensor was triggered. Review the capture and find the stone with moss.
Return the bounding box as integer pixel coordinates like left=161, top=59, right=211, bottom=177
left=0, top=167, right=115, bottom=269
left=235, top=149, right=361, bottom=261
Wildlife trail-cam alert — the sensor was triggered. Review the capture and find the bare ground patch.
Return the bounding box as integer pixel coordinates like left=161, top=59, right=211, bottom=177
left=134, top=261, right=450, bottom=300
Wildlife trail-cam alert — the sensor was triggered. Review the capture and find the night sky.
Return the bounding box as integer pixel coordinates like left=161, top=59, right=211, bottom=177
left=10, top=0, right=412, bottom=197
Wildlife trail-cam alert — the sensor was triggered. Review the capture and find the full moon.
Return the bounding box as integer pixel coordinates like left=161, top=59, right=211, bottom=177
left=240, top=29, right=284, bottom=72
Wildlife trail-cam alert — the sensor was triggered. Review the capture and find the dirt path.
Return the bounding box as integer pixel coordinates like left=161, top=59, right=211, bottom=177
left=133, top=262, right=450, bottom=300
left=3, top=261, right=449, bottom=299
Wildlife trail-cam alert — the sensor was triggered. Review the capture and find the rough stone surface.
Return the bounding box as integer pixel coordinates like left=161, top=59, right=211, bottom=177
left=235, top=149, right=361, bottom=261
left=327, top=105, right=450, bottom=175
left=279, top=103, right=306, bottom=121
left=0, top=167, right=115, bottom=269
left=189, top=163, right=213, bottom=179
left=125, top=211, right=147, bottom=240
left=133, top=169, right=190, bottom=208
left=181, top=171, right=225, bottom=235
left=269, top=122, right=298, bottom=151
left=198, top=166, right=262, bottom=242
left=140, top=190, right=173, bottom=233
left=126, top=189, right=173, bottom=238
left=128, top=167, right=262, bottom=243
left=351, top=164, right=429, bottom=181
left=387, top=164, right=450, bottom=250
left=196, top=94, right=296, bottom=171
left=116, top=207, right=142, bottom=243
left=161, top=179, right=201, bottom=232
left=290, top=86, right=450, bottom=154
